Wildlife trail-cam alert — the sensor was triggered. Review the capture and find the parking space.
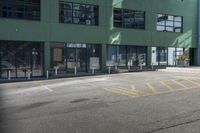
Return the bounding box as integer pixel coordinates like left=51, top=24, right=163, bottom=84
left=103, top=74, right=200, bottom=98
left=1, top=71, right=200, bottom=133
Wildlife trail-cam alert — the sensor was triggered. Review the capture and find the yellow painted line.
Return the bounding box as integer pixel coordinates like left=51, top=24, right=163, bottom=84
left=104, top=83, right=199, bottom=98
left=130, top=85, right=150, bottom=96
left=175, top=76, right=200, bottom=80
left=111, top=87, right=141, bottom=96
left=171, top=80, right=188, bottom=89
left=104, top=88, right=138, bottom=97
left=160, top=81, right=174, bottom=91
left=184, top=78, right=200, bottom=87
left=146, top=83, right=158, bottom=93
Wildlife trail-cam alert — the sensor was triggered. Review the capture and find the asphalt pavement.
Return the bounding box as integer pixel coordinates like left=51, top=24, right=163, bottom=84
left=1, top=71, right=200, bottom=133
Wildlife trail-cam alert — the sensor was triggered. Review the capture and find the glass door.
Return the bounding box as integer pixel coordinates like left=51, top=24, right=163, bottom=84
left=66, top=48, right=76, bottom=72
left=66, top=48, right=87, bottom=72
left=76, top=48, right=87, bottom=72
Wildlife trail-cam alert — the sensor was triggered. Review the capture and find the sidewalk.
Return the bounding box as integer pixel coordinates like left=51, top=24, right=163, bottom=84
left=0, top=67, right=157, bottom=83
left=159, top=67, right=200, bottom=73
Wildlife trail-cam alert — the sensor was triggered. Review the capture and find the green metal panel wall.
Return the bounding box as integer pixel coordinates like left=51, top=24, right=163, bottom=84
left=0, top=0, right=198, bottom=48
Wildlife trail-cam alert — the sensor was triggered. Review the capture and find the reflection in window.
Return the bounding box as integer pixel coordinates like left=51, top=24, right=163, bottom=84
left=60, top=1, right=98, bottom=25
left=107, top=45, right=147, bottom=66
left=87, top=44, right=101, bottom=70
left=114, top=8, right=145, bottom=29
left=157, top=47, right=168, bottom=65
left=168, top=47, right=176, bottom=66
left=51, top=43, right=66, bottom=70
left=117, top=46, right=127, bottom=66
left=0, top=41, right=44, bottom=78
left=0, top=0, right=40, bottom=21
left=157, top=14, right=183, bottom=33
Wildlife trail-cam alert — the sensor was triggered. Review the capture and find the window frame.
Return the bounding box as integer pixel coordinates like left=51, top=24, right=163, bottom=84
left=113, top=8, right=145, bottom=30
left=156, top=13, right=183, bottom=33
left=0, top=0, right=41, bottom=21
left=59, top=1, right=99, bottom=26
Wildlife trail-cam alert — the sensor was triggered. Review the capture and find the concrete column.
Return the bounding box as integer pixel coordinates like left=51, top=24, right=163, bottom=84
left=147, top=46, right=152, bottom=67
left=44, top=42, right=51, bottom=76
left=101, top=44, right=107, bottom=72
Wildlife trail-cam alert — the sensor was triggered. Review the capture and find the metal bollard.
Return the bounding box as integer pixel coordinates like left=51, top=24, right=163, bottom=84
left=108, top=66, right=111, bottom=74
left=46, top=70, right=49, bottom=79
left=140, top=64, right=143, bottom=70
left=27, top=71, right=31, bottom=80
left=8, top=70, right=11, bottom=80
left=92, top=67, right=95, bottom=75
left=74, top=66, right=77, bottom=75
left=55, top=68, right=58, bottom=76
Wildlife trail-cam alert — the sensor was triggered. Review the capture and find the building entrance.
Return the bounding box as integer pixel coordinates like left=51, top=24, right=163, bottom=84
left=66, top=43, right=87, bottom=72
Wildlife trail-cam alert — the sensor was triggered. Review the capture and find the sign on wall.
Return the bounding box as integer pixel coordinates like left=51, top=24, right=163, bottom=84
left=53, top=48, right=62, bottom=61
left=90, top=57, right=100, bottom=70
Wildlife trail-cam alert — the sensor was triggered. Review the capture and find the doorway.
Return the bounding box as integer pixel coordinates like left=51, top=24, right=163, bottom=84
left=66, top=48, right=87, bottom=72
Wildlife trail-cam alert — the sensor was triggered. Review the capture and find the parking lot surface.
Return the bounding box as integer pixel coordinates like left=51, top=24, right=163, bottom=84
left=1, top=71, right=200, bottom=133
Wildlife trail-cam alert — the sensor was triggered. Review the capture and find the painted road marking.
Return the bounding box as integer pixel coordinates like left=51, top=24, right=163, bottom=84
left=183, top=78, right=200, bottom=87
left=130, top=85, right=149, bottom=96
left=159, top=81, right=174, bottom=91
left=112, top=87, right=140, bottom=96
left=171, top=80, right=188, bottom=89
left=146, top=83, right=158, bottom=93
left=117, top=86, right=145, bottom=95
left=104, top=87, right=138, bottom=97
left=41, top=85, right=53, bottom=92
left=104, top=83, right=200, bottom=98
left=39, top=81, right=53, bottom=92
left=45, top=77, right=108, bottom=88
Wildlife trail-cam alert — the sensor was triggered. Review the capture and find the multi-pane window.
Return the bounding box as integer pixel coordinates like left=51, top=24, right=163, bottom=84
left=157, top=14, right=183, bottom=33
left=59, top=1, right=98, bottom=25
left=114, top=8, right=145, bottom=29
left=0, top=0, right=40, bottom=21
left=107, top=45, right=147, bottom=66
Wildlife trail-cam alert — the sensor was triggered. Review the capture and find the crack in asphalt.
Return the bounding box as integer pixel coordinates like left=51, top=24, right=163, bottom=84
left=147, top=117, right=200, bottom=133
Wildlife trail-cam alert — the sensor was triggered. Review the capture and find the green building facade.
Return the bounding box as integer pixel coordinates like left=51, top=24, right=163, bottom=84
left=0, top=0, right=198, bottom=79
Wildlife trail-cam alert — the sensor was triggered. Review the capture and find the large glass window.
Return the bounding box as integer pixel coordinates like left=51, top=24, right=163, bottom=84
left=50, top=43, right=101, bottom=73
left=107, top=45, right=147, bottom=67
left=87, top=44, right=101, bottom=70
left=157, top=47, right=168, bottom=65
left=151, top=47, right=185, bottom=66
left=60, top=1, right=98, bottom=25
left=114, top=8, right=145, bottom=29
left=157, top=14, right=183, bottom=33
left=137, top=47, right=147, bottom=66
left=51, top=43, right=66, bottom=70
left=0, top=0, right=40, bottom=21
left=168, top=47, right=176, bottom=66
left=117, top=46, right=127, bottom=66
left=0, top=41, right=44, bottom=79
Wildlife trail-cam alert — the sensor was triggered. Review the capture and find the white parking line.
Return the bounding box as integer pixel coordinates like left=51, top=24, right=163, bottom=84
left=41, top=85, right=53, bottom=92
left=6, top=77, right=108, bottom=95
left=45, top=77, right=108, bottom=89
